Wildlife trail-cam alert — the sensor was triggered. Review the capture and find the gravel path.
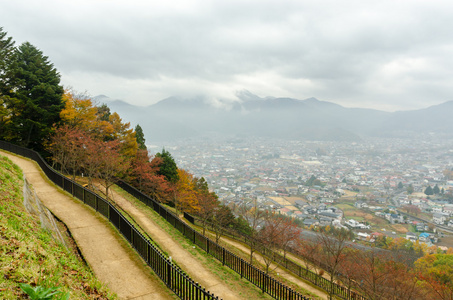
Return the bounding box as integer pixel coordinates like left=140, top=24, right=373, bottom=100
left=0, top=151, right=173, bottom=300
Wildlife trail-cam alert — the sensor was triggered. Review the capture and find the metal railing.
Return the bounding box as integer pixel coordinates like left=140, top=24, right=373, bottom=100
left=190, top=216, right=367, bottom=300
left=0, top=141, right=219, bottom=300
left=116, top=180, right=311, bottom=300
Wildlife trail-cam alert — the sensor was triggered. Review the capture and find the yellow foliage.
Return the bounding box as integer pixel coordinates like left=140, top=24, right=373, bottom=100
left=176, top=169, right=199, bottom=214
left=59, top=91, right=137, bottom=157
left=60, top=90, right=115, bottom=139
left=108, top=112, right=137, bottom=158
left=60, top=91, right=98, bottom=131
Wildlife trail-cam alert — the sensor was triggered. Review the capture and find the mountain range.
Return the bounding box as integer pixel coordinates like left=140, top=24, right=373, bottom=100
left=93, top=91, right=453, bottom=143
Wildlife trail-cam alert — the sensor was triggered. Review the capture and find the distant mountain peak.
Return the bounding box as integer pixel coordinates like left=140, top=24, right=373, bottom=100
left=235, top=90, right=263, bottom=102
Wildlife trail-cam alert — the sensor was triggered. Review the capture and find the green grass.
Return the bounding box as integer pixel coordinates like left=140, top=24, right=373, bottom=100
left=0, top=155, right=116, bottom=299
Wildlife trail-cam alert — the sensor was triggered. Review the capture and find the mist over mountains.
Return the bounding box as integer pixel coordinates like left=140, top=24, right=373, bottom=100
left=94, top=91, right=453, bottom=143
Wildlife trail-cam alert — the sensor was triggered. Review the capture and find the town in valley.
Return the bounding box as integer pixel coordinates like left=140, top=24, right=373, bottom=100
left=155, top=134, right=453, bottom=250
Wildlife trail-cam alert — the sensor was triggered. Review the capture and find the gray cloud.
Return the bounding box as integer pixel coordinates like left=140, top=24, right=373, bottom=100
left=2, top=0, right=453, bottom=111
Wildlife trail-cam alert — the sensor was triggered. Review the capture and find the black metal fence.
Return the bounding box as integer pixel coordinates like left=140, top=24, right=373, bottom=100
left=115, top=180, right=311, bottom=300
left=116, top=176, right=367, bottom=300
left=0, top=141, right=219, bottom=300
left=193, top=217, right=367, bottom=300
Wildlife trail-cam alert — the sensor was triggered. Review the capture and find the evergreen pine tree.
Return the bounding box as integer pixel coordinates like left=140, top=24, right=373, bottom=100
left=2, top=42, right=64, bottom=150
left=433, top=184, right=440, bottom=195
left=135, top=124, right=146, bottom=150
left=0, top=27, right=15, bottom=137
left=424, top=186, right=434, bottom=196
left=156, top=148, right=179, bottom=183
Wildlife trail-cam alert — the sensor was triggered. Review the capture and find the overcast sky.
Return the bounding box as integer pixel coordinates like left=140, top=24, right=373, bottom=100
left=2, top=0, right=453, bottom=111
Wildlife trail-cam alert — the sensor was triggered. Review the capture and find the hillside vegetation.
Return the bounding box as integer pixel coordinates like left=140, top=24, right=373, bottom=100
left=0, top=155, right=116, bottom=299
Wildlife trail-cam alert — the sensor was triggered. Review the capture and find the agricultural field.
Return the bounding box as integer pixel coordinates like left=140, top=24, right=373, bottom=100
left=268, top=196, right=299, bottom=211
left=336, top=201, right=409, bottom=235
left=284, top=196, right=307, bottom=205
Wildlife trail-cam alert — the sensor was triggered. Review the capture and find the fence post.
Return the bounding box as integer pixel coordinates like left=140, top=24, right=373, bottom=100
left=167, top=262, right=171, bottom=287
left=240, top=259, right=243, bottom=278
left=222, top=248, right=225, bottom=266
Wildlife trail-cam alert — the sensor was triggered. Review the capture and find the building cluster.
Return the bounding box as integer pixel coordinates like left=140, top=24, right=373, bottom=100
left=155, top=135, right=453, bottom=246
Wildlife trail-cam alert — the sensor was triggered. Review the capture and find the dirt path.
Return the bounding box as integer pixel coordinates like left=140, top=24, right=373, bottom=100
left=102, top=185, right=246, bottom=300
left=0, top=151, right=173, bottom=300
left=203, top=230, right=328, bottom=300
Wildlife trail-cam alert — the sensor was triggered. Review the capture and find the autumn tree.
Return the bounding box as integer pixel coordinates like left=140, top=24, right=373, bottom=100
left=108, top=112, right=137, bottom=158
left=60, top=91, right=122, bottom=141
left=129, top=149, right=154, bottom=191
left=415, top=253, right=453, bottom=300
left=316, top=226, right=352, bottom=300
left=296, top=235, right=324, bottom=275
left=237, top=198, right=269, bottom=264
left=281, top=218, right=301, bottom=260
left=127, top=149, right=172, bottom=203
left=257, top=214, right=282, bottom=274
left=257, top=213, right=300, bottom=274
left=60, top=91, right=98, bottom=131
left=47, top=125, right=92, bottom=179
left=175, top=169, right=199, bottom=214
left=212, top=204, right=235, bottom=243
left=348, top=249, right=421, bottom=300
left=388, top=237, right=424, bottom=264
left=96, top=140, right=129, bottom=200
left=194, top=177, right=220, bottom=235
left=60, top=91, right=138, bottom=157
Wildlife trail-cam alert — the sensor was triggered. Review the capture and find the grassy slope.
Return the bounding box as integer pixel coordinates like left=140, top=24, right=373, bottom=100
left=112, top=185, right=322, bottom=299
left=111, top=186, right=275, bottom=300
left=0, top=155, right=116, bottom=299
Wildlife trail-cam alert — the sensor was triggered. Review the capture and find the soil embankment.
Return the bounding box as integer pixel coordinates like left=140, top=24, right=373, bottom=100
left=0, top=151, right=173, bottom=300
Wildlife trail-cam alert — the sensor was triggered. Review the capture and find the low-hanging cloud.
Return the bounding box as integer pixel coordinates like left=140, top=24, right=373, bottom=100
left=2, top=0, right=453, bottom=111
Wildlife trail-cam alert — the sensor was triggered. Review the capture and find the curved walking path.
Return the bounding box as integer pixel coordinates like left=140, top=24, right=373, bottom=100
left=103, top=185, right=246, bottom=300
left=0, top=151, right=173, bottom=300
